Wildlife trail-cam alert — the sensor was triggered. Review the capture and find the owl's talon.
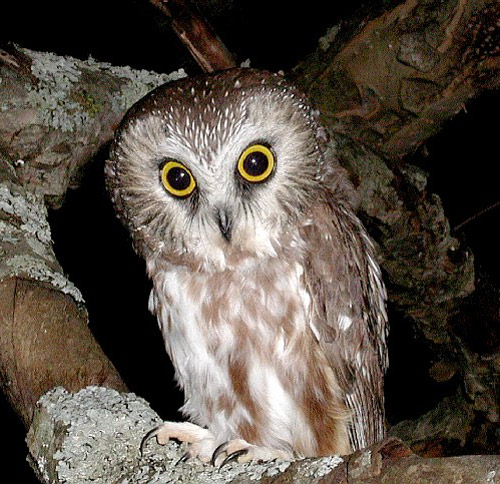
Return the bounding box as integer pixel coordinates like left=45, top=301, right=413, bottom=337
left=140, top=426, right=160, bottom=456
left=220, top=449, right=249, bottom=468
left=211, top=441, right=229, bottom=466
left=176, top=451, right=191, bottom=465
left=211, top=440, right=252, bottom=466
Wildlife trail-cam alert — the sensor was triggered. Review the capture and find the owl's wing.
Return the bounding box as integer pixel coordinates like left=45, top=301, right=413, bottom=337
left=300, top=201, right=388, bottom=451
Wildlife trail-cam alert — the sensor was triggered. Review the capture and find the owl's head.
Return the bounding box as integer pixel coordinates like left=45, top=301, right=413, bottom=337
left=106, top=69, right=342, bottom=271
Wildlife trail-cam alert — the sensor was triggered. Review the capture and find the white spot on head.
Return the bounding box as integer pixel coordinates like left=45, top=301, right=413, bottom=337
left=338, top=314, right=352, bottom=331
left=355, top=351, right=363, bottom=368
left=309, top=321, right=321, bottom=341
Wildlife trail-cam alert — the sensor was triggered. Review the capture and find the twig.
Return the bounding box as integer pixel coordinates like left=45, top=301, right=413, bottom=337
left=454, top=200, right=500, bottom=231
left=151, top=0, right=237, bottom=72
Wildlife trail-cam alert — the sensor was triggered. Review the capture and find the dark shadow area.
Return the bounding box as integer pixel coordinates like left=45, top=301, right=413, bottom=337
left=423, top=92, right=500, bottom=285
left=384, top=305, right=459, bottom=425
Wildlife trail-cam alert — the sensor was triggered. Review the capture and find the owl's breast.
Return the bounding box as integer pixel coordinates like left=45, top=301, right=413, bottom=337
left=149, top=258, right=312, bottom=385
left=148, top=257, right=344, bottom=452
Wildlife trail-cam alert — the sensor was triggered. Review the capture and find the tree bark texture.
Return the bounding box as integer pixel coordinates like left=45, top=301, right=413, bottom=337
left=27, top=387, right=500, bottom=483
left=0, top=159, right=127, bottom=426
left=0, top=44, right=186, bottom=208
left=293, top=0, right=500, bottom=157
left=0, top=45, right=185, bottom=428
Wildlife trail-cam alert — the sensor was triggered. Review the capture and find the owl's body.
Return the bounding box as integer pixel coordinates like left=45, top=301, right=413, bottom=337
left=106, top=69, right=387, bottom=461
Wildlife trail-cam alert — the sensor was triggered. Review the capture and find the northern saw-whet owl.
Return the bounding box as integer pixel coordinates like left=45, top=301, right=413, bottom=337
left=105, top=68, right=388, bottom=463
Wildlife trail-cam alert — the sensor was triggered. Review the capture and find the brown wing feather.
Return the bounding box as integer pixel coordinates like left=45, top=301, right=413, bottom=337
left=300, top=199, right=388, bottom=451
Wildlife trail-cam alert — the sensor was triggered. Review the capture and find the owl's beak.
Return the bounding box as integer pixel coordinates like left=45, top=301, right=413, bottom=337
left=216, top=208, right=232, bottom=242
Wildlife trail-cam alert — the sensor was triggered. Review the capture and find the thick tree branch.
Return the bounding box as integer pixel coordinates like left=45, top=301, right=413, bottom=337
left=0, top=159, right=127, bottom=427
left=27, top=387, right=500, bottom=483
left=0, top=44, right=186, bottom=206
left=293, top=0, right=500, bottom=158
left=0, top=45, right=186, bottom=428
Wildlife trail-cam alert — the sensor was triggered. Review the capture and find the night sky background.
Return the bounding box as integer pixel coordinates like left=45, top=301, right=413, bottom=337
left=2, top=1, right=500, bottom=481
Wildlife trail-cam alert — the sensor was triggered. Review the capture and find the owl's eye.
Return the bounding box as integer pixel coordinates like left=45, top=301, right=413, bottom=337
left=237, top=144, right=275, bottom=183
left=160, top=160, right=196, bottom=198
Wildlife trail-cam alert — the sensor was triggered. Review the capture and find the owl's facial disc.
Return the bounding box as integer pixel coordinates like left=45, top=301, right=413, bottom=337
left=157, top=142, right=278, bottom=248
left=108, top=68, right=331, bottom=268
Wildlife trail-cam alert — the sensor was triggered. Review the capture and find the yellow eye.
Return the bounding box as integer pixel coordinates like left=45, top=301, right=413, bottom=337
left=161, top=160, right=196, bottom=198
left=237, top=144, right=275, bottom=183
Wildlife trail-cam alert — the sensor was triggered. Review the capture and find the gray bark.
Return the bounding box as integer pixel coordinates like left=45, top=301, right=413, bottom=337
left=0, top=45, right=186, bottom=207
left=0, top=44, right=185, bottom=426
left=27, top=386, right=500, bottom=484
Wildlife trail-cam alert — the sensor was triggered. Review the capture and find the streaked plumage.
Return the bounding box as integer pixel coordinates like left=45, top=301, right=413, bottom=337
left=106, top=68, right=388, bottom=462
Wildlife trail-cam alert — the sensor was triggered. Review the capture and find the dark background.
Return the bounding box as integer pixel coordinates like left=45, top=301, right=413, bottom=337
left=2, top=1, right=499, bottom=481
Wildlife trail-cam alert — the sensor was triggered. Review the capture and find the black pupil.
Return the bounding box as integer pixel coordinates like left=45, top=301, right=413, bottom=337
left=167, top=166, right=191, bottom=191
left=243, top=151, right=269, bottom=177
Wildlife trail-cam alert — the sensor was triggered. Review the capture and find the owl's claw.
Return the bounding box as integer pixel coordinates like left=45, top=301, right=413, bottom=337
left=211, top=439, right=284, bottom=466
left=139, top=421, right=216, bottom=462
left=211, top=441, right=248, bottom=466
left=175, top=451, right=191, bottom=465
left=141, top=423, right=291, bottom=465
left=212, top=441, right=245, bottom=467
left=211, top=442, right=228, bottom=466
left=211, top=439, right=292, bottom=465
left=140, top=426, right=161, bottom=456
left=220, top=449, right=249, bottom=468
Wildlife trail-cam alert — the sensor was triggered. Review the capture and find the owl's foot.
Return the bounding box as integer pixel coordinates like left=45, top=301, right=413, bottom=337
left=211, top=439, right=292, bottom=466
left=140, top=421, right=216, bottom=463
left=141, top=423, right=292, bottom=466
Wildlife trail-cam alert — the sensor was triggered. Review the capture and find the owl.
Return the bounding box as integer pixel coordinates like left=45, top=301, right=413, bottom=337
left=105, top=68, right=388, bottom=464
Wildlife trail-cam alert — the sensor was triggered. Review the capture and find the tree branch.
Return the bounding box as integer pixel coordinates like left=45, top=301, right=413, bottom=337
left=0, top=44, right=186, bottom=428
left=293, top=0, right=500, bottom=159
left=0, top=158, right=127, bottom=426
left=150, top=0, right=237, bottom=72
left=27, top=386, right=500, bottom=483
left=0, top=43, right=186, bottom=206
